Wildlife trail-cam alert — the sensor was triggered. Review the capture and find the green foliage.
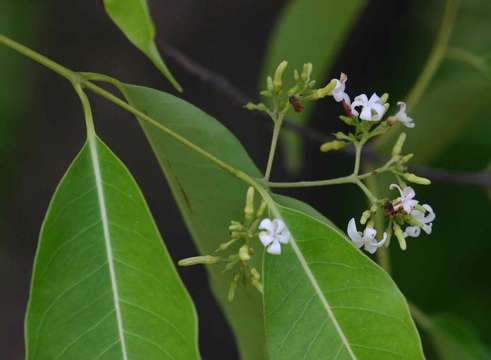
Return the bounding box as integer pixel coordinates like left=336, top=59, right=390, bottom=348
left=103, top=0, right=182, bottom=92
left=260, top=0, right=365, bottom=172
left=119, top=84, right=266, bottom=360
left=25, top=136, right=198, bottom=359
left=429, top=314, right=491, bottom=360
left=264, top=196, right=424, bottom=359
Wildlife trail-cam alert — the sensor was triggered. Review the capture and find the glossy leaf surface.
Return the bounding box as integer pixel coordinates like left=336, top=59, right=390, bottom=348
left=26, top=136, right=199, bottom=360
left=103, top=0, right=182, bottom=92
left=263, top=197, right=425, bottom=360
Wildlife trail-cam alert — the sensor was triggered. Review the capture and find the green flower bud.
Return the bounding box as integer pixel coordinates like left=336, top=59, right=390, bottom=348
left=228, top=273, right=240, bottom=302
left=256, top=201, right=267, bottom=218
left=266, top=76, right=274, bottom=92
left=380, top=93, right=389, bottom=104
left=360, top=210, right=371, bottom=225
left=301, top=63, right=313, bottom=82
left=244, top=102, right=268, bottom=112
left=392, top=132, right=407, bottom=156
left=244, top=186, right=255, bottom=221
left=334, top=131, right=351, bottom=141
left=273, top=60, right=288, bottom=91
left=178, top=255, right=220, bottom=267
left=309, top=79, right=337, bottom=100
left=320, top=140, right=346, bottom=153
left=250, top=267, right=261, bottom=281
left=339, top=115, right=356, bottom=126
left=403, top=173, right=431, bottom=185
left=393, top=224, right=407, bottom=250
left=239, top=245, right=251, bottom=261
left=293, top=69, right=300, bottom=80
left=400, top=153, right=414, bottom=164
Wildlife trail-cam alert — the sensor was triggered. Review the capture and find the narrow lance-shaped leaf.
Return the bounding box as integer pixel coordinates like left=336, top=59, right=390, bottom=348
left=119, top=84, right=266, bottom=360
left=26, top=135, right=199, bottom=359
left=263, top=195, right=425, bottom=360
left=103, top=0, right=182, bottom=92
left=260, top=0, right=365, bottom=173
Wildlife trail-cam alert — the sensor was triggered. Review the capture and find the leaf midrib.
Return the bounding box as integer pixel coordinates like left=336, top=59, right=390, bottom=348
left=272, top=204, right=358, bottom=360
left=88, top=136, right=128, bottom=359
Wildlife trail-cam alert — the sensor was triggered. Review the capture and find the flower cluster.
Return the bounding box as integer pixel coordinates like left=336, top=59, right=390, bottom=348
left=329, top=73, right=413, bottom=127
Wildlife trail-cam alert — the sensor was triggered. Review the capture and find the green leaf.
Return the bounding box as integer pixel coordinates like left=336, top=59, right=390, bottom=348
left=25, top=136, right=198, bottom=359
left=119, top=84, right=266, bottom=360
left=429, top=314, right=491, bottom=360
left=260, top=0, right=365, bottom=173
left=263, top=196, right=425, bottom=360
left=103, top=0, right=182, bottom=92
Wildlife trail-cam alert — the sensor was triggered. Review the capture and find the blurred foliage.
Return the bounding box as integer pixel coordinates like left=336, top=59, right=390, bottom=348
left=0, top=1, right=39, bottom=240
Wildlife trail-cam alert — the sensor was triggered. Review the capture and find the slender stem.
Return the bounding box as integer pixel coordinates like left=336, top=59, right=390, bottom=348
left=365, top=174, right=391, bottom=273
left=266, top=155, right=395, bottom=189
left=266, top=174, right=356, bottom=188
left=72, top=83, right=95, bottom=137
left=353, top=142, right=363, bottom=175
left=0, top=34, right=76, bottom=81
left=355, top=179, right=378, bottom=204
left=264, top=113, right=284, bottom=180
left=405, top=0, right=459, bottom=110
left=0, top=34, right=261, bottom=192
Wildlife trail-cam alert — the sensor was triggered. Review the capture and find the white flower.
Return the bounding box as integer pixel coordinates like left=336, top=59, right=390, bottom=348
left=393, top=102, right=414, bottom=128
left=347, top=218, right=387, bottom=254
left=331, top=72, right=351, bottom=105
left=351, top=93, right=386, bottom=121
left=405, top=204, right=436, bottom=237
left=390, top=184, right=418, bottom=214
left=258, top=218, right=290, bottom=255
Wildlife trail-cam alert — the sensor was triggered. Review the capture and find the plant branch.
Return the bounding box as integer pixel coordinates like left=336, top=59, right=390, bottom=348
left=264, top=114, right=284, bottom=180
left=405, top=0, right=460, bottom=110
left=0, top=34, right=263, bottom=194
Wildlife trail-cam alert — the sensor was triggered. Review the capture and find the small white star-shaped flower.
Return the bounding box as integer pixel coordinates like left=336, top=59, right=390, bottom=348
left=393, top=101, right=414, bottom=128
left=390, top=184, right=418, bottom=214
left=351, top=93, right=386, bottom=121
left=331, top=72, right=351, bottom=105
left=347, top=218, right=387, bottom=254
left=258, top=218, right=290, bottom=255
left=405, top=204, right=436, bottom=237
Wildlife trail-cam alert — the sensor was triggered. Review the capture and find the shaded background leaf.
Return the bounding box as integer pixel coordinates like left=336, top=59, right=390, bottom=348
left=103, top=0, right=182, bottom=92
left=120, top=85, right=266, bottom=360
left=26, top=137, right=199, bottom=359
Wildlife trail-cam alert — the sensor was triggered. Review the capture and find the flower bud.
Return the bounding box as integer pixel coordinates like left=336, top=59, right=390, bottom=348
left=403, top=173, right=431, bottom=185
left=400, top=153, right=414, bottom=164
left=250, top=267, right=261, bottom=281
left=244, top=186, right=255, bottom=221
left=360, top=210, right=371, bottom=225
left=393, top=224, right=407, bottom=250
left=380, top=93, right=389, bottom=104
left=178, top=255, right=220, bottom=267
left=309, top=79, right=337, bottom=100
left=228, top=273, right=240, bottom=302
left=239, top=245, right=251, bottom=261
left=392, top=132, right=407, bottom=157
left=266, top=76, right=274, bottom=92
left=245, top=102, right=268, bottom=112
left=301, top=63, right=313, bottom=82
left=256, top=201, right=267, bottom=218
left=273, top=60, right=288, bottom=91
left=320, top=140, right=346, bottom=153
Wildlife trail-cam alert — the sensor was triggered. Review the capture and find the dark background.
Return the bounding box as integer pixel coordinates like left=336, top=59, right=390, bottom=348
left=1, top=0, right=490, bottom=359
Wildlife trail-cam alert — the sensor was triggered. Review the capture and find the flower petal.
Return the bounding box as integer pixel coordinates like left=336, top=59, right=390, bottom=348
left=363, top=226, right=377, bottom=241
left=259, top=218, right=273, bottom=232
left=422, top=204, right=436, bottom=222
left=267, top=240, right=282, bottom=255
left=347, top=218, right=363, bottom=247
left=360, top=106, right=373, bottom=121
left=404, top=226, right=421, bottom=238
left=402, top=186, right=416, bottom=200
left=259, top=232, right=274, bottom=247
